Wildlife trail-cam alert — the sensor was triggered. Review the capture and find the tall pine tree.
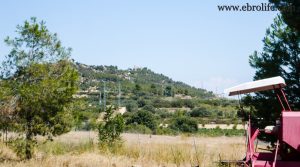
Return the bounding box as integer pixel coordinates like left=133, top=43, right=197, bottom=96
left=0, top=17, right=79, bottom=159
left=270, top=0, right=300, bottom=33
left=243, top=15, right=300, bottom=140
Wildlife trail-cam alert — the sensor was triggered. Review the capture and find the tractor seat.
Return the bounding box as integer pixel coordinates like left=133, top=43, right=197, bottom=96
left=264, top=125, right=278, bottom=134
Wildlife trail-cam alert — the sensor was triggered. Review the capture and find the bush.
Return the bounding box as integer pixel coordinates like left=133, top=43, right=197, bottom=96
left=124, top=124, right=152, bottom=134
left=137, top=98, right=147, bottom=107
left=125, top=101, right=138, bottom=112
left=156, top=109, right=172, bottom=119
left=77, top=119, right=98, bottom=131
left=155, top=127, right=176, bottom=135
left=9, top=138, right=28, bottom=159
left=183, top=99, right=195, bottom=108
left=171, top=99, right=195, bottom=108
left=189, top=107, right=211, bottom=117
left=170, top=116, right=198, bottom=133
left=152, top=99, right=171, bottom=108
left=126, top=110, right=157, bottom=131
left=143, top=105, right=156, bottom=113
left=171, top=100, right=184, bottom=108
left=232, top=124, right=237, bottom=130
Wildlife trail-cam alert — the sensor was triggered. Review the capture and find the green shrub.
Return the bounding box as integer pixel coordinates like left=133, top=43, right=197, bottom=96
left=170, top=116, right=198, bottom=133
left=125, top=101, right=138, bottom=112
left=155, top=127, right=176, bottom=135
left=143, top=105, right=156, bottom=113
left=232, top=124, right=237, bottom=130
left=98, top=107, right=125, bottom=146
left=137, top=98, right=147, bottom=107
left=189, top=107, right=211, bottom=117
left=124, top=124, right=152, bottom=134
left=9, top=138, right=28, bottom=159
left=126, top=110, right=157, bottom=130
left=152, top=98, right=171, bottom=108
left=156, top=109, right=172, bottom=118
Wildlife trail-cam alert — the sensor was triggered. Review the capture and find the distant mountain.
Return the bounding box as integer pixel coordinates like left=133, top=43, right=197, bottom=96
left=74, top=62, right=215, bottom=103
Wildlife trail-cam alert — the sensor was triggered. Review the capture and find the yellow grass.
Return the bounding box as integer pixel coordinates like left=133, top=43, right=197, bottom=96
left=0, top=132, right=246, bottom=167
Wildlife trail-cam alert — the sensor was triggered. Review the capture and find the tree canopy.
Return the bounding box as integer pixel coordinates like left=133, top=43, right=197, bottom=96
left=0, top=17, right=79, bottom=159
left=270, top=0, right=300, bottom=33
left=244, top=15, right=300, bottom=140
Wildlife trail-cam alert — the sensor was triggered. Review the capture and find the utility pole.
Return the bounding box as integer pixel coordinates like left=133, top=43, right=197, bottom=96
left=161, top=80, right=165, bottom=96
left=118, top=81, right=121, bottom=108
left=103, top=81, right=106, bottom=112
left=99, top=91, right=102, bottom=106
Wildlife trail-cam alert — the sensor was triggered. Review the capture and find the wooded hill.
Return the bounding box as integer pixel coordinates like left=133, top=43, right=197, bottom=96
left=75, top=62, right=215, bottom=102
left=72, top=62, right=240, bottom=132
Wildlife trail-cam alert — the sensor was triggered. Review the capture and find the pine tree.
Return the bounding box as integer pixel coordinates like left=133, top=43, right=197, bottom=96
left=270, top=0, right=300, bottom=33
left=0, top=17, right=79, bottom=159
left=244, top=15, right=300, bottom=140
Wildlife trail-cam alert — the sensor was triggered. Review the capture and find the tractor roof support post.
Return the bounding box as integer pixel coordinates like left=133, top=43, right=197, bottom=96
left=274, top=87, right=292, bottom=111
left=280, top=88, right=291, bottom=111
left=272, top=139, right=279, bottom=167
left=248, top=118, right=253, bottom=160
left=276, top=90, right=286, bottom=111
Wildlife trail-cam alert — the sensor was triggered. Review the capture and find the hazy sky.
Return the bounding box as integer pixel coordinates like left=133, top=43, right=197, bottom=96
left=0, top=0, right=278, bottom=94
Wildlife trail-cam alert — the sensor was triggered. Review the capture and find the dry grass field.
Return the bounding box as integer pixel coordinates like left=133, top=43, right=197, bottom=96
left=0, top=132, right=246, bottom=167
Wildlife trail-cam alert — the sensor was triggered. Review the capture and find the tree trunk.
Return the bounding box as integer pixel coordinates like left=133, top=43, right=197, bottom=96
left=25, top=121, right=33, bottom=159
left=25, top=131, right=33, bottom=159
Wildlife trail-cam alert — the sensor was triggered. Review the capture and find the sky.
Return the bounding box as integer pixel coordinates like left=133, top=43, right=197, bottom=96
left=0, top=0, right=278, bottom=94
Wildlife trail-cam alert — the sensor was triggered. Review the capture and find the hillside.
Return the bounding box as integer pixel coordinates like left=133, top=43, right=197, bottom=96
left=71, top=62, right=240, bottom=132
left=75, top=62, right=214, bottom=100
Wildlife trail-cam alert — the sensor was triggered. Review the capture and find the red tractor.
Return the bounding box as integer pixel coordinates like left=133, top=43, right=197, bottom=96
left=225, top=76, right=300, bottom=167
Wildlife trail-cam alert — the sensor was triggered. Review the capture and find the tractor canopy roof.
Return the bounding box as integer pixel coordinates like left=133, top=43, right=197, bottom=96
left=224, top=76, right=285, bottom=96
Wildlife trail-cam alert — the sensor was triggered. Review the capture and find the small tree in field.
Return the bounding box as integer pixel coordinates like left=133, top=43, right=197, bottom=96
left=0, top=17, right=79, bottom=159
left=98, top=107, right=124, bottom=147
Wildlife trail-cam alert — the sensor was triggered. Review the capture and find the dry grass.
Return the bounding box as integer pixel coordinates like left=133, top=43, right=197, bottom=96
left=0, top=142, right=18, bottom=161
left=0, top=132, right=246, bottom=167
